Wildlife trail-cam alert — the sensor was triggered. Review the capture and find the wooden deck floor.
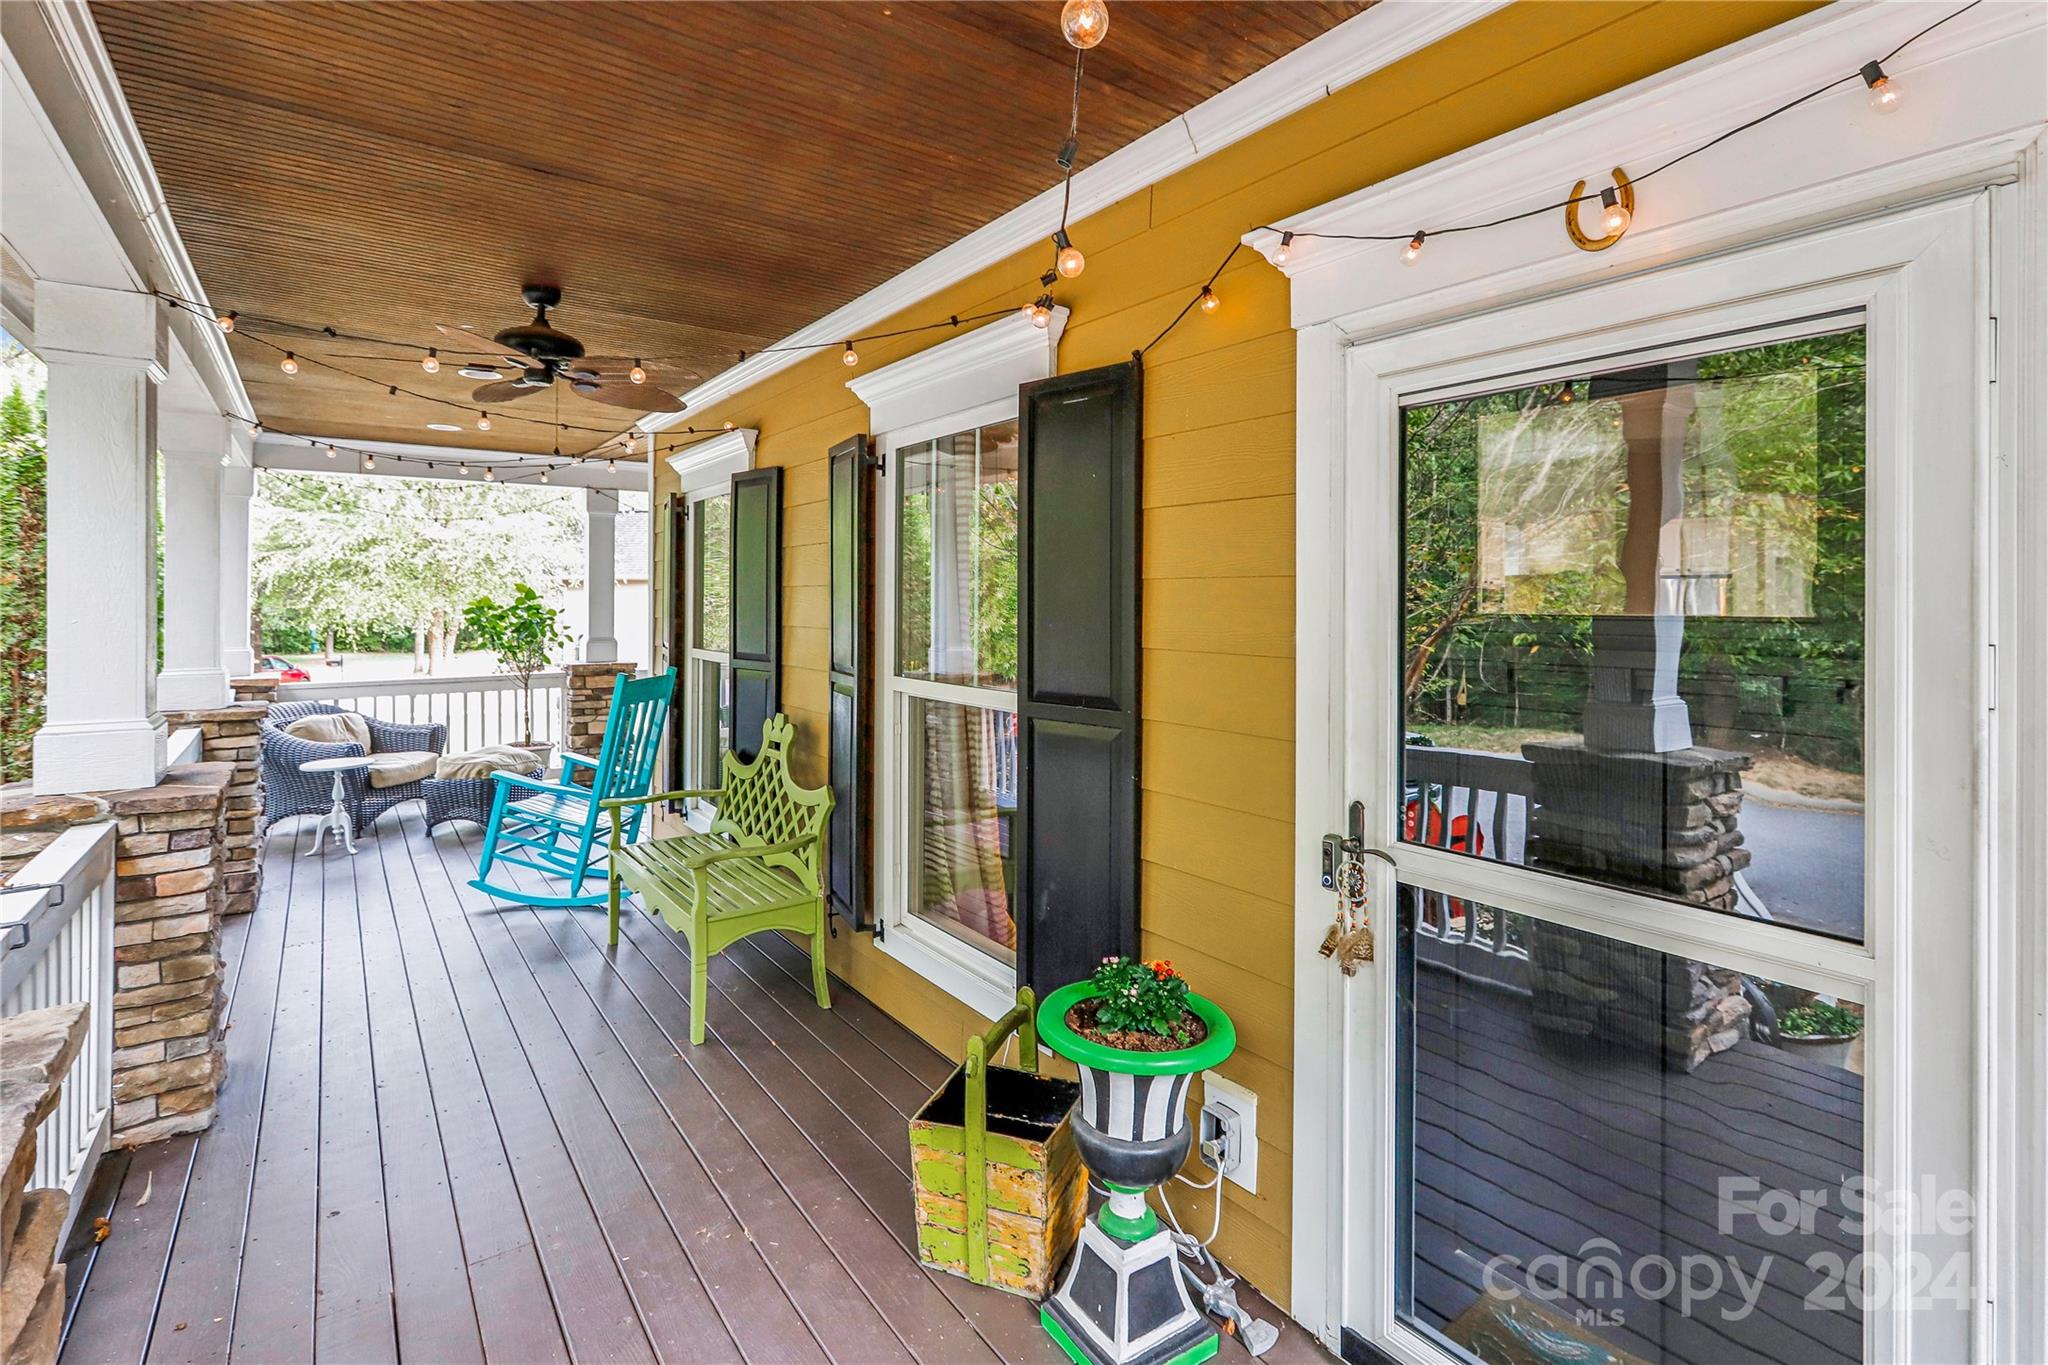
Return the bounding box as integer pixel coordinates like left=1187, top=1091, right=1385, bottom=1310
left=54, top=808, right=1324, bottom=1365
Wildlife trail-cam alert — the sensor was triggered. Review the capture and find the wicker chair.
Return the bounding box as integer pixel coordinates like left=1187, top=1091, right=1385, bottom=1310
left=261, top=701, right=448, bottom=835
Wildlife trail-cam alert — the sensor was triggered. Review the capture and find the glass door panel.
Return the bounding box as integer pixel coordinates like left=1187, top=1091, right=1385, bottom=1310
left=1394, top=884, right=1867, bottom=1365
left=1399, top=330, right=1867, bottom=942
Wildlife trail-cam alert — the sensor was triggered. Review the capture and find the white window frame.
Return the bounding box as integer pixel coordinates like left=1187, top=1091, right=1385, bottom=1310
left=1264, top=5, right=2046, bottom=1359
left=668, top=430, right=755, bottom=828
left=873, top=398, right=1026, bottom=1022
left=850, top=308, right=1065, bottom=1021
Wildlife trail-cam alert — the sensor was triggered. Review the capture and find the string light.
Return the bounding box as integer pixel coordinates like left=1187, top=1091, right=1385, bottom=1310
left=248, top=421, right=263, bottom=437
left=723, top=420, right=736, bottom=431
left=1060, top=0, right=1108, bottom=50
left=362, top=452, right=376, bottom=469
left=279, top=352, right=299, bottom=375
left=1401, top=231, right=1426, bottom=266
left=485, top=466, right=496, bottom=481
left=1053, top=228, right=1085, bottom=279
left=324, top=443, right=337, bottom=458
left=1272, top=231, right=1294, bottom=266
left=540, top=466, right=551, bottom=483
left=606, top=458, right=617, bottom=472
left=459, top=461, right=470, bottom=475
left=1198, top=286, right=1220, bottom=315
left=476, top=412, right=492, bottom=432
left=421, top=347, right=440, bottom=374
left=1861, top=60, right=1903, bottom=113
left=216, top=311, right=237, bottom=333
left=842, top=341, right=859, bottom=367
left=1599, top=188, right=1632, bottom=237
left=629, top=359, right=647, bottom=385
left=1028, top=296, right=1054, bottom=328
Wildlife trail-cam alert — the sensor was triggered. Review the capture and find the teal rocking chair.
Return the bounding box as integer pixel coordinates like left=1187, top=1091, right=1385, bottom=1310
left=470, top=668, right=676, bottom=907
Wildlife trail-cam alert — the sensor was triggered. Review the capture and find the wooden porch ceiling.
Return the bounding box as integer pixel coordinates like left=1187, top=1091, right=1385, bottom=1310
left=92, top=1, right=1367, bottom=457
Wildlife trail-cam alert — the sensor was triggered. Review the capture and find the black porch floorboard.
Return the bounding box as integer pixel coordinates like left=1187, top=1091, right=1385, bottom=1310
left=57, top=810, right=1325, bottom=1365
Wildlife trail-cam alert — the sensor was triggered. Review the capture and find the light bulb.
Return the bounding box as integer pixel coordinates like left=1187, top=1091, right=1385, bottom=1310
left=1862, top=61, right=1903, bottom=114
left=280, top=352, right=300, bottom=375
left=1402, top=231, right=1426, bottom=266
left=723, top=420, right=736, bottom=431
left=324, top=444, right=337, bottom=459
left=1198, top=286, right=1219, bottom=315
left=1020, top=303, right=1039, bottom=322
left=629, top=360, right=647, bottom=385
left=363, top=453, right=376, bottom=469
left=1273, top=231, right=1294, bottom=266
left=1052, top=229, right=1085, bottom=279
left=459, top=463, right=470, bottom=475
left=485, top=466, right=496, bottom=481
left=1599, top=188, right=1631, bottom=237
left=217, top=311, right=237, bottom=334
left=540, top=467, right=551, bottom=483
left=421, top=348, right=440, bottom=374
left=1557, top=383, right=1575, bottom=405
left=1060, top=0, right=1108, bottom=50
left=248, top=421, right=263, bottom=437
left=607, top=458, right=618, bottom=472
left=1029, top=299, right=1052, bottom=329
left=476, top=412, right=492, bottom=432
left=842, top=341, right=859, bottom=367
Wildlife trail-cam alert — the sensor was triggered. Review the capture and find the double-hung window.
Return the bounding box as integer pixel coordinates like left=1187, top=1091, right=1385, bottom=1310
left=684, top=490, right=732, bottom=810
left=876, top=404, right=1023, bottom=1017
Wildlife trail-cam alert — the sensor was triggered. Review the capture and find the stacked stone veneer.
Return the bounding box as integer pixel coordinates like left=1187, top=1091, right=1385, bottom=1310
left=1, top=1004, right=91, bottom=1365
left=163, top=701, right=268, bottom=917
left=1521, top=741, right=1756, bottom=1072
left=562, top=662, right=637, bottom=786
left=0, top=764, right=232, bottom=1147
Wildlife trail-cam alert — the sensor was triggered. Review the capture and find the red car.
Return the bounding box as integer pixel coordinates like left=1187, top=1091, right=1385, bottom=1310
left=257, top=654, right=312, bottom=682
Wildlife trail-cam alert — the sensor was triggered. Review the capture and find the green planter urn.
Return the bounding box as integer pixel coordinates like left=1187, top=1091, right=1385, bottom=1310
left=1036, top=980, right=1237, bottom=1365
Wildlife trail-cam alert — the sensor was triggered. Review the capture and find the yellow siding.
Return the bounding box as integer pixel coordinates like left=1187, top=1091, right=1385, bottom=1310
left=653, top=0, right=1815, bottom=1307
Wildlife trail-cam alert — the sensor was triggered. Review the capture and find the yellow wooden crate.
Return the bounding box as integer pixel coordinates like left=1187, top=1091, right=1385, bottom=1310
left=909, top=992, right=1085, bottom=1299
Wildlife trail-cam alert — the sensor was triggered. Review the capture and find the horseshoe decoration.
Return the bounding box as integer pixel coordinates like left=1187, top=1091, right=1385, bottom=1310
left=1565, top=167, right=1635, bottom=252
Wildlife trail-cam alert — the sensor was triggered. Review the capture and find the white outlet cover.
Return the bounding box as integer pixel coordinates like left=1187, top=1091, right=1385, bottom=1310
left=1201, top=1069, right=1258, bottom=1195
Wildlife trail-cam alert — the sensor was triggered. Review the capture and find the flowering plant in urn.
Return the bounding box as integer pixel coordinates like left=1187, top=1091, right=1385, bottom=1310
left=1036, top=957, right=1236, bottom=1365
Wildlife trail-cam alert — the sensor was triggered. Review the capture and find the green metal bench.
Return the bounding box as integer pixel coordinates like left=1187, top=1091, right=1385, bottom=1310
left=602, top=714, right=835, bottom=1045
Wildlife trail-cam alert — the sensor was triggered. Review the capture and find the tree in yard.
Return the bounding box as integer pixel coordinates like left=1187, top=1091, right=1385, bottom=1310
left=253, top=471, right=581, bottom=673
left=0, top=376, right=48, bottom=784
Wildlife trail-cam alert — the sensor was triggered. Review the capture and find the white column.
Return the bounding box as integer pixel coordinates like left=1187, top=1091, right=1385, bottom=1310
left=156, top=412, right=233, bottom=711
left=584, top=486, right=618, bottom=663
left=219, top=459, right=257, bottom=678
left=33, top=282, right=169, bottom=795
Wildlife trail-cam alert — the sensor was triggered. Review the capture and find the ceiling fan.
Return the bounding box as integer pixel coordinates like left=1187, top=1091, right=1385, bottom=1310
left=434, top=285, right=694, bottom=413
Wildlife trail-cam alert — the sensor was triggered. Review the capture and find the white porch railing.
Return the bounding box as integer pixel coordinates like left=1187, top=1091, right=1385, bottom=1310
left=2, top=822, right=117, bottom=1209
left=277, top=670, right=567, bottom=753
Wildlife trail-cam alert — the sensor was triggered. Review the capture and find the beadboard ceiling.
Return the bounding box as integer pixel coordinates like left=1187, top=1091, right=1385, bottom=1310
left=93, top=0, right=1368, bottom=456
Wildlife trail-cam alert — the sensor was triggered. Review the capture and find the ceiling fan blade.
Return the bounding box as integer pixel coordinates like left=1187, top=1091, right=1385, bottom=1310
left=435, top=323, right=528, bottom=366
left=570, top=381, right=686, bottom=414
left=471, top=378, right=549, bottom=404
left=573, top=356, right=700, bottom=385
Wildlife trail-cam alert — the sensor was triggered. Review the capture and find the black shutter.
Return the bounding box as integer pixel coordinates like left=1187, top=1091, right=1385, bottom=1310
left=827, top=434, right=872, bottom=930
left=665, top=495, right=689, bottom=808
left=728, top=466, right=783, bottom=763
left=1015, top=359, right=1142, bottom=997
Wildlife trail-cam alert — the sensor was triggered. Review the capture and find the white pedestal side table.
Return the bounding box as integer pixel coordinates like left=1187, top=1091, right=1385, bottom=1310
left=299, top=754, right=373, bottom=855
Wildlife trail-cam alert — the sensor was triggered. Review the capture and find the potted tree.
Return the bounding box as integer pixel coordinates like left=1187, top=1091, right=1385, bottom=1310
left=462, top=584, right=568, bottom=765
left=1036, top=958, right=1236, bottom=1365
left=1778, top=999, right=1863, bottom=1072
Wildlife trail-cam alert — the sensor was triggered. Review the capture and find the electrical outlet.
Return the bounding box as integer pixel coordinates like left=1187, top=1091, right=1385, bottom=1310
left=1198, top=1070, right=1258, bottom=1194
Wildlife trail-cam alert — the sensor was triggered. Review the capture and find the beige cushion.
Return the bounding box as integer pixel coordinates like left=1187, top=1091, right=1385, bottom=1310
left=284, top=711, right=372, bottom=753
left=435, top=746, right=541, bottom=781
left=366, top=751, right=437, bottom=789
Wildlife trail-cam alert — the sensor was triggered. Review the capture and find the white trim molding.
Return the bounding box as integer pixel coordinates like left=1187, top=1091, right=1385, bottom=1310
left=665, top=427, right=756, bottom=495
left=1249, top=0, right=2045, bottom=337
left=641, top=0, right=1508, bottom=432
left=848, top=306, right=1066, bottom=433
